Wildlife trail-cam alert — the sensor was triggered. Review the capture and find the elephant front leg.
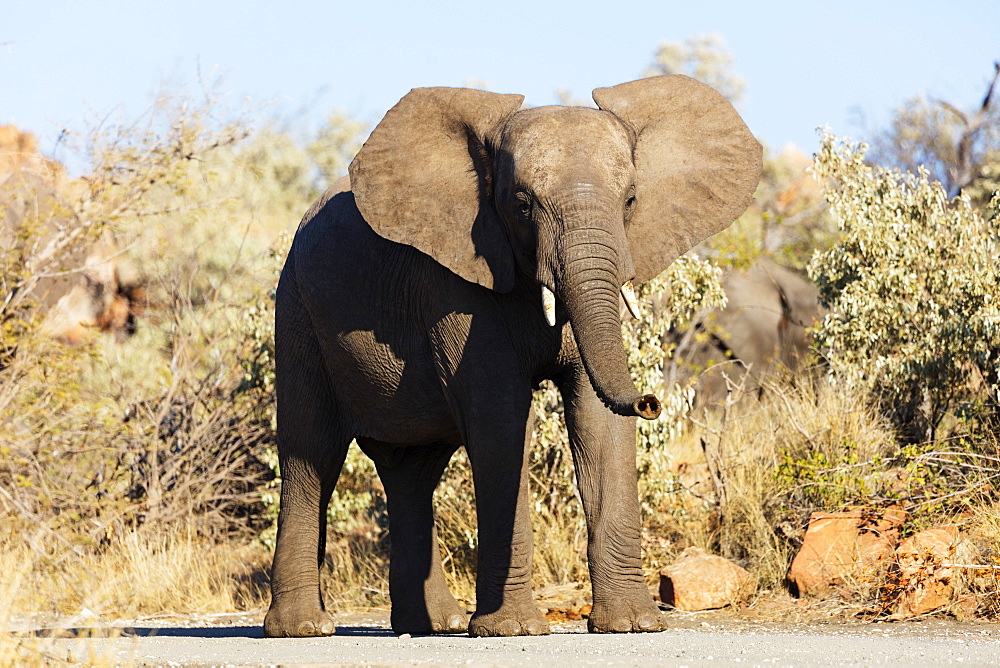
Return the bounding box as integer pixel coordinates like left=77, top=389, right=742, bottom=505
left=464, top=400, right=550, bottom=637
left=559, top=368, right=664, bottom=633
left=428, top=312, right=549, bottom=637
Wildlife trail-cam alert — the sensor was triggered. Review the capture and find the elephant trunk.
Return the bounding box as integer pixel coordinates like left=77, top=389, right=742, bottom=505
left=558, top=226, right=661, bottom=420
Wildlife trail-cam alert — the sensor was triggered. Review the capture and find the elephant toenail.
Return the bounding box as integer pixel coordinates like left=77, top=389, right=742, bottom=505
left=320, top=620, right=336, bottom=635
left=496, top=619, right=522, bottom=636
left=525, top=619, right=550, bottom=635
left=611, top=618, right=632, bottom=633
left=637, top=616, right=660, bottom=631
left=447, top=614, right=466, bottom=630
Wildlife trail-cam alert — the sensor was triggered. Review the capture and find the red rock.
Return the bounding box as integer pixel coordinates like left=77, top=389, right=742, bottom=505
left=787, top=508, right=905, bottom=597
left=953, top=594, right=979, bottom=619
left=893, top=526, right=958, bottom=617
left=659, top=547, right=754, bottom=611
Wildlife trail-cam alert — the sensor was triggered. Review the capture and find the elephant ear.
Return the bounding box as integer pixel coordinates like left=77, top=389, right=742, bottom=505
left=349, top=87, right=525, bottom=292
left=593, top=75, right=762, bottom=283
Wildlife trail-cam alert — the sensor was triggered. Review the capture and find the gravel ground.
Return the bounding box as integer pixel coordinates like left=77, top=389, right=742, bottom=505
left=13, top=611, right=1000, bottom=666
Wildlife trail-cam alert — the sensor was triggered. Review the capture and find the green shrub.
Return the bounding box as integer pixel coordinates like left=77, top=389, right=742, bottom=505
left=808, top=131, right=1000, bottom=441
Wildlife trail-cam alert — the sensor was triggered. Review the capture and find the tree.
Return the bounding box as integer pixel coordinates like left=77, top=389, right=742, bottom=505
left=307, top=110, right=367, bottom=187
left=868, top=62, right=1000, bottom=201
left=645, top=33, right=745, bottom=105
left=808, top=131, right=1000, bottom=442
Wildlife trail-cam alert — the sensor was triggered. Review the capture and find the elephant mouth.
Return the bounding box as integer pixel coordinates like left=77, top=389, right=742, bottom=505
left=537, top=277, right=661, bottom=421
left=537, top=281, right=642, bottom=327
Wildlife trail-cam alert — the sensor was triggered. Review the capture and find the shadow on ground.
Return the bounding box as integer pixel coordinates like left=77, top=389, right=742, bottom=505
left=26, top=624, right=399, bottom=639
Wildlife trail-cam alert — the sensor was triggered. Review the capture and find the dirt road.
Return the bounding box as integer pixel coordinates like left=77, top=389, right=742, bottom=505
left=20, top=612, right=1000, bottom=666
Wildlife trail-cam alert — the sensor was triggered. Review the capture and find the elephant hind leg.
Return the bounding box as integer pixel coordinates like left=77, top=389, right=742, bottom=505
left=360, top=439, right=467, bottom=635
left=265, top=276, right=351, bottom=638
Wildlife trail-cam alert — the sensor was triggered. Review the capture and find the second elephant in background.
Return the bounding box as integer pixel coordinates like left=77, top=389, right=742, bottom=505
left=665, top=258, right=823, bottom=406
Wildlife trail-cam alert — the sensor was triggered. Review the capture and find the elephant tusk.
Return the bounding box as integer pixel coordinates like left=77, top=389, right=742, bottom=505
left=541, top=285, right=556, bottom=327
left=621, top=280, right=641, bottom=320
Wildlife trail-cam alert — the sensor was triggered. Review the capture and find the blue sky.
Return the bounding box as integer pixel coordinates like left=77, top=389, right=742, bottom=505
left=3, top=0, right=998, bottom=165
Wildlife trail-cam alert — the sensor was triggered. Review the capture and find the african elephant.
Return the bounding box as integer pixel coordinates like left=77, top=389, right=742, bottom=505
left=665, top=258, right=822, bottom=405
left=264, top=75, right=762, bottom=638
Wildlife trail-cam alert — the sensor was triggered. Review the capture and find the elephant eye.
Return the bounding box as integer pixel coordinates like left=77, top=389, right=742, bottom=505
left=515, top=192, right=533, bottom=218
left=624, top=192, right=637, bottom=218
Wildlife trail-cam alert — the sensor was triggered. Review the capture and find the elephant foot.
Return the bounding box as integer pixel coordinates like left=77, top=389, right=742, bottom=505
left=263, top=599, right=336, bottom=638
left=391, top=600, right=468, bottom=635
left=587, top=595, right=665, bottom=633
left=469, top=602, right=550, bottom=637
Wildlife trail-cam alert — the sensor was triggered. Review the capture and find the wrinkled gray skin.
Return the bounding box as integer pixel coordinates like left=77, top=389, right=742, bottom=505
left=665, top=258, right=822, bottom=405
left=264, top=75, right=762, bottom=639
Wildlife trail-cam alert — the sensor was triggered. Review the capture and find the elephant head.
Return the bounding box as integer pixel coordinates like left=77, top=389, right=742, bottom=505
left=348, top=75, right=762, bottom=419
left=665, top=258, right=824, bottom=408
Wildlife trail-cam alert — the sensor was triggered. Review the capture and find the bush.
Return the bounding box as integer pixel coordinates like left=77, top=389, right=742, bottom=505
left=0, top=89, right=284, bottom=623
left=808, top=131, right=1000, bottom=441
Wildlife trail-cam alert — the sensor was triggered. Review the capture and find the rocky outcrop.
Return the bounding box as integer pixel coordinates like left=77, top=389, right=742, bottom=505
left=659, top=547, right=754, bottom=611
left=1, top=125, right=145, bottom=343
left=0, top=125, right=63, bottom=179
left=787, top=508, right=905, bottom=597
left=890, top=526, right=968, bottom=618
left=892, top=527, right=955, bottom=616
left=787, top=510, right=977, bottom=617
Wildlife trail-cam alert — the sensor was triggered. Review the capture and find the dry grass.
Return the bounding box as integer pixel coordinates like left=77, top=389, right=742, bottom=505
left=652, top=373, right=1000, bottom=616
left=648, top=375, right=901, bottom=589
left=3, top=92, right=999, bottom=634
left=0, top=524, right=264, bottom=666
left=959, top=499, right=1000, bottom=616
left=2, top=362, right=997, bottom=629
left=0, top=632, right=120, bottom=667
left=0, top=525, right=270, bottom=621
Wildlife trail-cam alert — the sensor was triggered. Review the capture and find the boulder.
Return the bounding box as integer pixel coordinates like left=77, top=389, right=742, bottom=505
left=892, top=526, right=960, bottom=617
left=787, top=508, right=905, bottom=597
left=659, top=547, right=754, bottom=611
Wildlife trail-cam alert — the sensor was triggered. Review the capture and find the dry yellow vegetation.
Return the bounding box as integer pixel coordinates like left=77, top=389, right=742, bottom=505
left=2, top=88, right=999, bottom=653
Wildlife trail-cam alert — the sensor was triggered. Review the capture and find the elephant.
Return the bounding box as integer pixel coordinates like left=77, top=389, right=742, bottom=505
left=264, top=75, right=762, bottom=638
left=664, top=258, right=823, bottom=406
